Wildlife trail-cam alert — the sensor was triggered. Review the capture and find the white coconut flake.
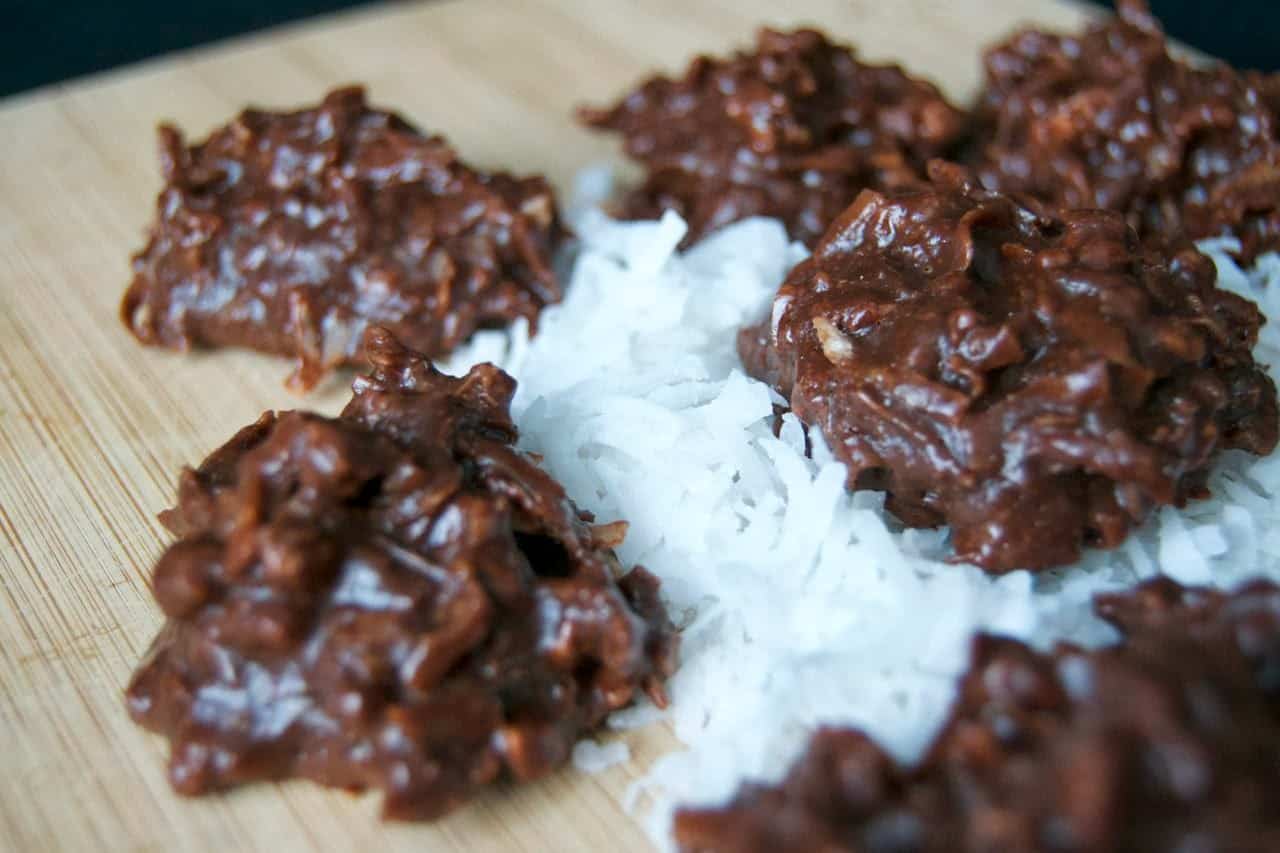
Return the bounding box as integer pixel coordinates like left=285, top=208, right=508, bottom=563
left=454, top=176, right=1280, bottom=849
left=572, top=739, right=632, bottom=773
left=432, top=317, right=529, bottom=378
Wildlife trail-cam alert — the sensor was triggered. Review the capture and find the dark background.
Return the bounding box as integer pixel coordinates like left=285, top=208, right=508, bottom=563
left=0, top=0, right=1275, bottom=99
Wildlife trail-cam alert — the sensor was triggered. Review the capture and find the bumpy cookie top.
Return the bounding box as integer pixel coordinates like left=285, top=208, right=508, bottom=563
left=124, top=87, right=565, bottom=390
left=126, top=329, right=675, bottom=819
left=740, top=163, right=1277, bottom=571
left=581, top=28, right=964, bottom=247
left=970, top=0, right=1280, bottom=263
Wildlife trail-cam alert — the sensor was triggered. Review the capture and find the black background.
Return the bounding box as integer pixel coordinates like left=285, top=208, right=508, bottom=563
left=1096, top=0, right=1277, bottom=73
left=0, top=0, right=1275, bottom=99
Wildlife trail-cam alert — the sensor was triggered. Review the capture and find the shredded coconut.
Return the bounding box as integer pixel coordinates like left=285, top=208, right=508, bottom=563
left=444, top=172, right=1280, bottom=849
left=571, top=739, right=632, bottom=774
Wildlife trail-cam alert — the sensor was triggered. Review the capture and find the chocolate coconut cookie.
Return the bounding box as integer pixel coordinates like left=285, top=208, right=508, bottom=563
left=676, top=576, right=1280, bottom=852
left=969, top=0, right=1280, bottom=264
left=739, top=163, right=1277, bottom=571
left=580, top=28, right=965, bottom=247
left=125, top=328, right=675, bottom=819
left=123, top=87, right=566, bottom=391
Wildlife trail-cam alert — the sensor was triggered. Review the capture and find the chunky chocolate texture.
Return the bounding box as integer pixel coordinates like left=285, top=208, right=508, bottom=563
left=675, top=577, right=1280, bottom=853
left=122, top=87, right=566, bottom=391
left=969, top=0, right=1280, bottom=264
left=580, top=28, right=965, bottom=248
left=740, top=163, right=1278, bottom=572
left=125, top=329, right=675, bottom=819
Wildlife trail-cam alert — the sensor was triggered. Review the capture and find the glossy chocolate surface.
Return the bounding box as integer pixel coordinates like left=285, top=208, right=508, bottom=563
left=970, top=0, right=1280, bottom=263
left=126, top=329, right=675, bottom=819
left=123, top=87, right=565, bottom=390
left=677, top=577, right=1280, bottom=852
left=740, top=163, right=1277, bottom=571
left=581, top=28, right=964, bottom=247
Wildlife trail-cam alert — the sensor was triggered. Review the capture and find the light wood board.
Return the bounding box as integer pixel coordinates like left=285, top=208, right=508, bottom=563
left=0, top=0, right=1094, bottom=849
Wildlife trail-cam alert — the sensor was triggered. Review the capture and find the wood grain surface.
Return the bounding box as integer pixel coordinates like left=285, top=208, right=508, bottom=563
left=0, top=1, right=1093, bottom=849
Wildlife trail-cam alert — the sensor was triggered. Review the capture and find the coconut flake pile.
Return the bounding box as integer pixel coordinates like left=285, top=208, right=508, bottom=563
left=440, top=173, right=1280, bottom=850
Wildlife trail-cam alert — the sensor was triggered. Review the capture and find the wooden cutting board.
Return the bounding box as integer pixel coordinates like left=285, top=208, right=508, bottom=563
left=0, top=0, right=1094, bottom=849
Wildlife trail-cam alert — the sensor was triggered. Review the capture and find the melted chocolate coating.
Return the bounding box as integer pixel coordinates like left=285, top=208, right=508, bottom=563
left=125, top=329, right=676, bottom=819
left=740, top=163, right=1277, bottom=572
left=676, top=577, right=1280, bottom=853
left=969, top=0, right=1280, bottom=264
left=580, top=28, right=965, bottom=248
left=122, top=87, right=566, bottom=391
